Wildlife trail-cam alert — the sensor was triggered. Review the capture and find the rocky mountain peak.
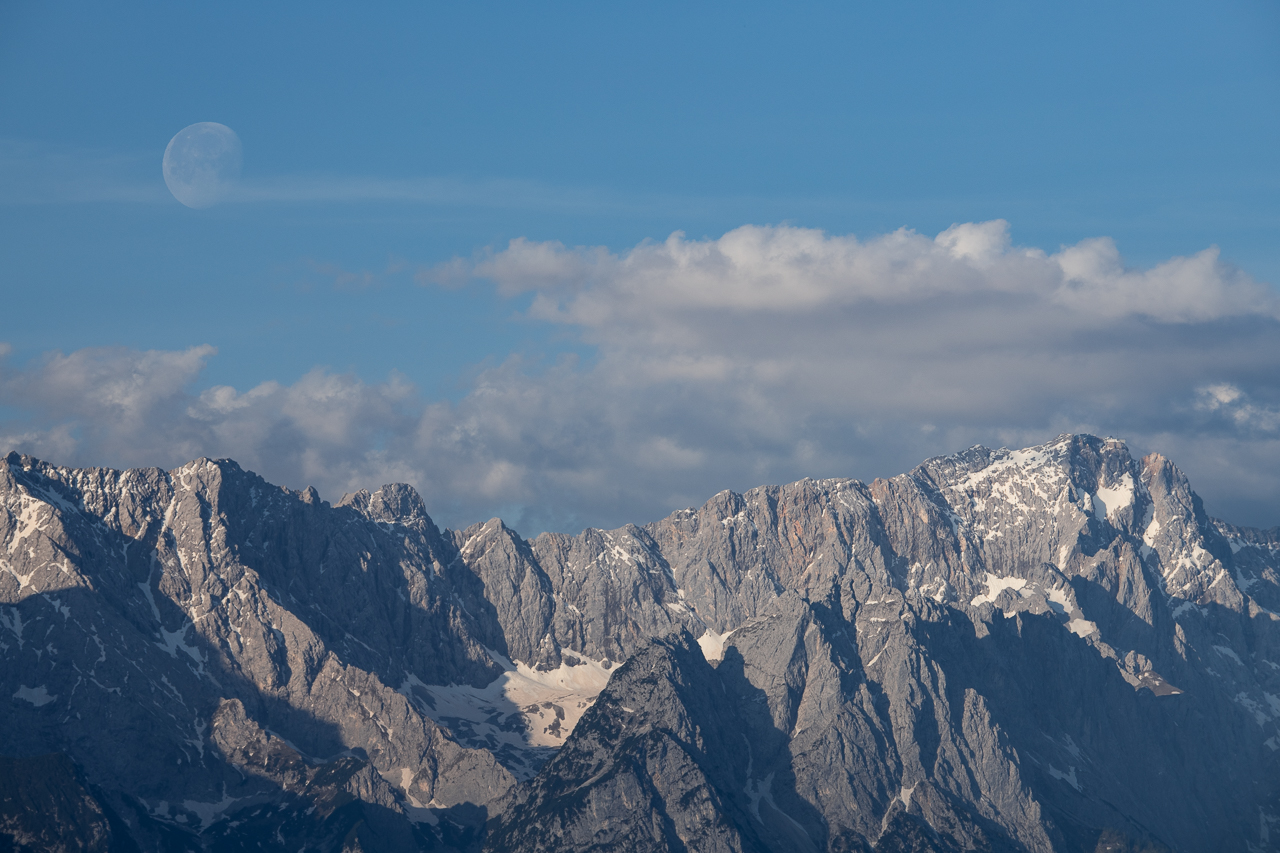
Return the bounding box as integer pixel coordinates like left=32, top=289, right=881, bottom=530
left=3, top=434, right=1279, bottom=851
left=338, top=483, right=433, bottom=526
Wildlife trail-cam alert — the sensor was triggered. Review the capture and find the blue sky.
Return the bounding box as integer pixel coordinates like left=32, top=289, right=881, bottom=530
left=2, top=1, right=1279, bottom=534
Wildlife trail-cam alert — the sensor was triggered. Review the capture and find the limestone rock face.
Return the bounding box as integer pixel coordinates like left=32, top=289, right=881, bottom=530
left=0, top=453, right=513, bottom=852
left=3, top=435, right=1279, bottom=851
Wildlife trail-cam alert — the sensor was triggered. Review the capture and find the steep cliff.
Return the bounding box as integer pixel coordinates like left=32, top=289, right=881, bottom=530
left=2, top=436, right=1277, bottom=851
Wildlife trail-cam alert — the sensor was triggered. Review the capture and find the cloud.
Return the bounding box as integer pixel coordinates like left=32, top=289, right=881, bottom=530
left=1195, top=384, right=1280, bottom=433
left=4, top=222, right=1280, bottom=533
left=434, top=220, right=1278, bottom=323
left=0, top=137, right=650, bottom=215
left=0, top=139, right=167, bottom=204
left=1, top=344, right=215, bottom=433
left=302, top=257, right=408, bottom=291
left=228, top=175, right=632, bottom=214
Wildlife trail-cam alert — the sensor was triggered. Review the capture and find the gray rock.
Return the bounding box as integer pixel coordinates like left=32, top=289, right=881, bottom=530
left=5, top=434, right=1280, bottom=851
left=0, top=452, right=513, bottom=850
left=471, top=435, right=1280, bottom=852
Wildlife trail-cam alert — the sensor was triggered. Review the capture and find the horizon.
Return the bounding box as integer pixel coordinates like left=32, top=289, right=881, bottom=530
left=6, top=432, right=1265, bottom=541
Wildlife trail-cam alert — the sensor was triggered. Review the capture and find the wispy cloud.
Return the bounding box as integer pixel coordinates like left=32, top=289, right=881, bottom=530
left=0, top=138, right=681, bottom=215
left=4, top=222, right=1279, bottom=532
left=228, top=174, right=645, bottom=214
left=1196, top=384, right=1280, bottom=433
left=0, top=139, right=169, bottom=204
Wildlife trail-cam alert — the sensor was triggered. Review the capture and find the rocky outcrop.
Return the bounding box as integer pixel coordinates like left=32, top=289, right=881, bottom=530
left=0, top=453, right=513, bottom=851
left=477, top=435, right=1280, bottom=852
left=3, top=436, right=1280, bottom=851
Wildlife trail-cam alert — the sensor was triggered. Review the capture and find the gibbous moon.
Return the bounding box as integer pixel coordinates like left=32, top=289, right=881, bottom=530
left=162, top=122, right=242, bottom=209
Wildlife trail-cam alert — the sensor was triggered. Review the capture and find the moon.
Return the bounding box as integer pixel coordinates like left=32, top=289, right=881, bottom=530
left=162, top=122, right=242, bottom=209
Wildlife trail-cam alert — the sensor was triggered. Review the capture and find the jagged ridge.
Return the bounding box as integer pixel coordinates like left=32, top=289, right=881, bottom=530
left=2, top=435, right=1279, bottom=851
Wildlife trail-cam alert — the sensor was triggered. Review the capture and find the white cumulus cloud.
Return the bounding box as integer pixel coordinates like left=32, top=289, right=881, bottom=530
left=4, top=222, right=1280, bottom=533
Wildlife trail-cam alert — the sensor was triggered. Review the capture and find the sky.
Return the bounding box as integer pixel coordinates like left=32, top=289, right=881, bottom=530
left=1, top=1, right=1279, bottom=535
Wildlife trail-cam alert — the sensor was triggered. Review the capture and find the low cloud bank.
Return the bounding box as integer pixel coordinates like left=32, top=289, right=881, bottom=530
left=4, top=221, right=1279, bottom=533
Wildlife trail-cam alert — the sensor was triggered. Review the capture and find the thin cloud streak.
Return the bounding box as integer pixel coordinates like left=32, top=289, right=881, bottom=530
left=0, top=137, right=1092, bottom=221
left=0, top=139, right=169, bottom=204
left=8, top=138, right=1276, bottom=248
left=0, top=138, right=725, bottom=216
left=226, top=174, right=645, bottom=214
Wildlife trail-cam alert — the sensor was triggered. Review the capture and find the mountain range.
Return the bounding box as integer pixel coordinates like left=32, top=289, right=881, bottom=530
left=2, top=434, right=1278, bottom=852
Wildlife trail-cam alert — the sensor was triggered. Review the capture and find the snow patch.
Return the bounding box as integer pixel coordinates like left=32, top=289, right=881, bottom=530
left=1047, top=764, right=1082, bottom=792
left=697, top=628, right=734, bottom=662
left=1143, top=516, right=1162, bottom=548
left=138, top=581, right=206, bottom=674
left=970, top=573, right=1028, bottom=606
left=744, top=772, right=777, bottom=822
left=393, top=766, right=438, bottom=825
left=509, top=652, right=613, bottom=696
left=397, top=672, right=432, bottom=709
left=1236, top=568, right=1259, bottom=592
left=1214, top=645, right=1244, bottom=666
left=1057, top=543, right=1073, bottom=569
left=1092, top=474, right=1134, bottom=522
left=1235, top=692, right=1270, bottom=725
left=13, top=685, right=55, bottom=706
left=181, top=792, right=238, bottom=828
left=899, top=783, right=917, bottom=810
left=7, top=496, right=51, bottom=557
left=0, top=607, right=25, bottom=648
left=1067, top=618, right=1097, bottom=638
left=1045, top=587, right=1071, bottom=616
left=416, top=648, right=615, bottom=773
left=971, top=573, right=1096, bottom=640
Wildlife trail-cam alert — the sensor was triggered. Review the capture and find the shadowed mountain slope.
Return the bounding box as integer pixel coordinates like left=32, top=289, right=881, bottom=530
left=2, top=435, right=1278, bottom=851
